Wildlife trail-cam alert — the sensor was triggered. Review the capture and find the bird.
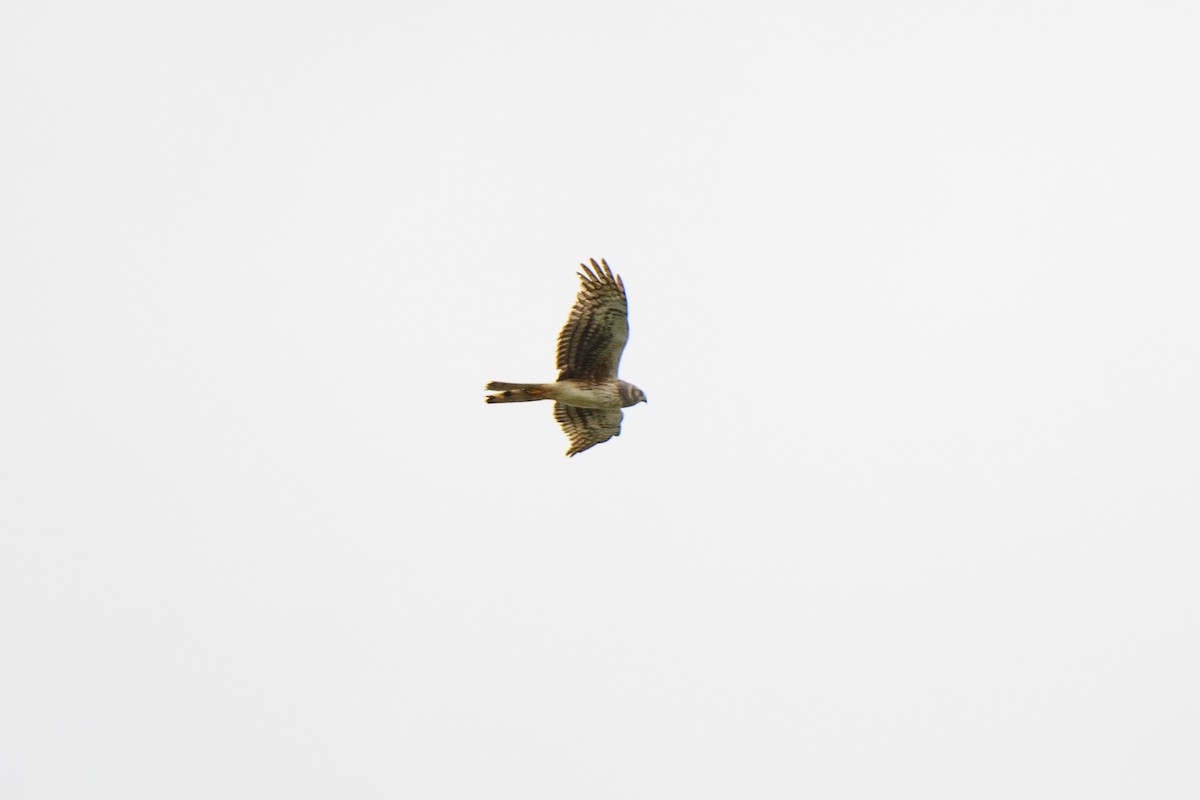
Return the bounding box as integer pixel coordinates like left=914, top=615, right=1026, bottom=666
left=485, top=258, right=647, bottom=456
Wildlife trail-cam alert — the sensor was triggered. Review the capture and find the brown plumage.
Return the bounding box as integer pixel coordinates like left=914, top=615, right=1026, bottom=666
left=485, top=258, right=647, bottom=456
left=556, top=259, right=629, bottom=382
left=554, top=403, right=624, bottom=457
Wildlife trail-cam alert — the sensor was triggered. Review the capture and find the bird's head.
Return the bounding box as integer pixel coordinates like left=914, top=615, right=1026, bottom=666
left=619, top=381, right=647, bottom=407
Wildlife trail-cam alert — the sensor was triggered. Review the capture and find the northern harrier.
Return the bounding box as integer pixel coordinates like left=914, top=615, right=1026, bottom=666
left=485, top=258, right=647, bottom=456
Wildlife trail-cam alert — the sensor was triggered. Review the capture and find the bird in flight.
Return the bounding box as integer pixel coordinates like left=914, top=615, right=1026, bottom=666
left=486, top=258, right=647, bottom=456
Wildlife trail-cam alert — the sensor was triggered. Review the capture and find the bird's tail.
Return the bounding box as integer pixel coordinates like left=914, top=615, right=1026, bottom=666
left=485, top=381, right=552, bottom=403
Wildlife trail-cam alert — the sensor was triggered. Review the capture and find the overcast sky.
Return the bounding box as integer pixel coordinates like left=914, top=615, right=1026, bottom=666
left=3, top=1, right=1198, bottom=797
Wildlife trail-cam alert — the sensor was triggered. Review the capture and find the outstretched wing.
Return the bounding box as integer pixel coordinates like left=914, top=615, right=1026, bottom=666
left=556, top=259, right=629, bottom=381
left=554, top=403, right=623, bottom=457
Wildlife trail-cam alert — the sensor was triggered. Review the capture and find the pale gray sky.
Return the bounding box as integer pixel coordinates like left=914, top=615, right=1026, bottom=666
left=2, top=1, right=1198, bottom=797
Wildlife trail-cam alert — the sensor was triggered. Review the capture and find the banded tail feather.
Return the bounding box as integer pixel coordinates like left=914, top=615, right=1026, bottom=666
left=485, top=381, right=551, bottom=403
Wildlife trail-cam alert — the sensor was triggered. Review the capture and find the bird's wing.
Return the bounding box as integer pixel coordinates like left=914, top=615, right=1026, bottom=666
left=554, top=403, right=623, bottom=457
left=556, top=259, right=629, bottom=381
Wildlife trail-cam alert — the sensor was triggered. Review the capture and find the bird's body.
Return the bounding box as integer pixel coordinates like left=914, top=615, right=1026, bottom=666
left=485, top=259, right=647, bottom=456
left=486, top=378, right=642, bottom=409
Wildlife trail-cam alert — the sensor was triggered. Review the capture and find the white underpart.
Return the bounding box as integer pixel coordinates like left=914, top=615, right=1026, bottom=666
left=549, top=380, right=620, bottom=409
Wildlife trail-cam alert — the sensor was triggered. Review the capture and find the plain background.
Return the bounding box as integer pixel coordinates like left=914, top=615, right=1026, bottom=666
left=3, top=1, right=1198, bottom=797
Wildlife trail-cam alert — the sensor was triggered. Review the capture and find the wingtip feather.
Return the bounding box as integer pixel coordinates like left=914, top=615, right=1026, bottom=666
left=578, top=257, right=623, bottom=295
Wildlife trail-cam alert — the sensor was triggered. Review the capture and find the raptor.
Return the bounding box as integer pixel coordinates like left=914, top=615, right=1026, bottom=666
left=485, top=259, right=647, bottom=456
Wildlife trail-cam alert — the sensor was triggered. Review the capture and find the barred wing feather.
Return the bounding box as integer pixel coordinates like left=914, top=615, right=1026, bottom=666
left=556, top=259, right=629, bottom=382
left=554, top=403, right=623, bottom=457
